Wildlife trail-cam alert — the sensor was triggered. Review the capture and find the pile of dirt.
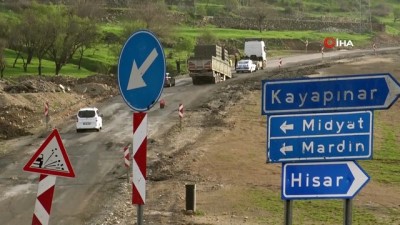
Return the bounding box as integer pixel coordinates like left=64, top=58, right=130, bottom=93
left=0, top=74, right=119, bottom=140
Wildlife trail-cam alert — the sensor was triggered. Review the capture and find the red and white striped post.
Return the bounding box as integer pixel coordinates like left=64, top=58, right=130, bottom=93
left=305, top=39, right=309, bottom=53
left=373, top=43, right=376, bottom=55
left=178, top=103, right=184, bottom=129
left=124, top=144, right=131, bottom=183
left=32, top=174, right=56, bottom=225
left=321, top=46, right=324, bottom=58
left=132, top=112, right=147, bottom=224
left=44, top=101, right=49, bottom=130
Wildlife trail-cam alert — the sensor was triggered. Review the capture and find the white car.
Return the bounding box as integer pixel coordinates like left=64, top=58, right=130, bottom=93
left=76, top=107, right=103, bottom=132
left=236, top=59, right=257, bottom=73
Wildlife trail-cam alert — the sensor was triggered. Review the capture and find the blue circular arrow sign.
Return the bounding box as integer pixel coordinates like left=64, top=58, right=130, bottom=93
left=118, top=30, right=166, bottom=111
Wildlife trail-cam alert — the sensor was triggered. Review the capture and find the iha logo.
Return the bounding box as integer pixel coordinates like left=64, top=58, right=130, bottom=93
left=324, top=37, right=354, bottom=49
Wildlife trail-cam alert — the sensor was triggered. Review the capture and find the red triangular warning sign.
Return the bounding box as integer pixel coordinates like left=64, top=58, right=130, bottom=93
left=23, top=129, right=75, bottom=178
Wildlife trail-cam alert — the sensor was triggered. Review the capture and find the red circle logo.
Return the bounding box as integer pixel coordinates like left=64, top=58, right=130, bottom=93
left=324, top=37, right=336, bottom=49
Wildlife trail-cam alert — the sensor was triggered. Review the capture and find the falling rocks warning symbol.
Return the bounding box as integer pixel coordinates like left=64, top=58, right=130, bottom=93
left=23, top=129, right=75, bottom=178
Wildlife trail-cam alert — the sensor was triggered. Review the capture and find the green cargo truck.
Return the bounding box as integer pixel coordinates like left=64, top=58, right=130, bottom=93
left=188, top=45, right=232, bottom=85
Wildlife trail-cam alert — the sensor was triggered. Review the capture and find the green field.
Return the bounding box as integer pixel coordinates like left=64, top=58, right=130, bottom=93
left=0, top=1, right=398, bottom=77
left=1, top=0, right=399, bottom=78
left=1, top=26, right=374, bottom=79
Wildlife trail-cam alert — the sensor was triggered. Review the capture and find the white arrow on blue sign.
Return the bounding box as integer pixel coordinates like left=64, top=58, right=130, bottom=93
left=282, top=161, right=369, bottom=200
left=118, top=30, right=166, bottom=112
left=262, top=73, right=400, bottom=115
left=267, top=111, right=373, bottom=163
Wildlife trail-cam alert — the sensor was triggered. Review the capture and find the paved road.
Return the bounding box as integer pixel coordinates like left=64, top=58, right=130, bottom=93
left=0, top=47, right=398, bottom=224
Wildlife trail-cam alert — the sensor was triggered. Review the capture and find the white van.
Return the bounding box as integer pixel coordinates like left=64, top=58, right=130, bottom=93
left=76, top=107, right=103, bottom=132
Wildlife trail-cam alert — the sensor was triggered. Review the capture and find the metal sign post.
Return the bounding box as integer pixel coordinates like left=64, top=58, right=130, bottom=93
left=23, top=129, right=75, bottom=225
left=284, top=200, right=293, bottom=225
left=262, top=73, right=400, bottom=224
left=344, top=199, right=353, bottom=225
left=132, top=112, right=147, bottom=224
left=118, top=30, right=166, bottom=225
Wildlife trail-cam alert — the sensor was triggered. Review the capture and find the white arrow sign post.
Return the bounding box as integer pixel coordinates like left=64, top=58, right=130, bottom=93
left=118, top=30, right=166, bottom=225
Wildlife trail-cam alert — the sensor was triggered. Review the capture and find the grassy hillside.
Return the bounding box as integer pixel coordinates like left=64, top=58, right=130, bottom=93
left=0, top=0, right=399, bottom=78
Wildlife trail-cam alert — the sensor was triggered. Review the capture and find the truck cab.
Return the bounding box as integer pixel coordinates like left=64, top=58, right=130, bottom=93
left=244, top=39, right=267, bottom=70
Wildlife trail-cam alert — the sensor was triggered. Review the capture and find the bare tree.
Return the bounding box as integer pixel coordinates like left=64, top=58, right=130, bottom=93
left=241, top=0, right=277, bottom=33
left=70, top=0, right=106, bottom=21
left=126, top=0, right=174, bottom=38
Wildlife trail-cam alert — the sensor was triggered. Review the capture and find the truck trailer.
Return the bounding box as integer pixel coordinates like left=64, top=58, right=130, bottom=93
left=188, top=45, right=232, bottom=85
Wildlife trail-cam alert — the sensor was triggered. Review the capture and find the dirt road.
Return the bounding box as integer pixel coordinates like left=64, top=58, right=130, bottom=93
left=0, top=50, right=399, bottom=225
left=85, top=52, right=400, bottom=225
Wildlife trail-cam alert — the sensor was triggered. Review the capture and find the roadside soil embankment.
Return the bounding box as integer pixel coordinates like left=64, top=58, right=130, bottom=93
left=86, top=53, right=400, bottom=225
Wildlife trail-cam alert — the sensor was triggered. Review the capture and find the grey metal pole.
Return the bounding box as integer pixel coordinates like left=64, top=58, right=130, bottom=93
left=284, top=200, right=293, bottom=225
left=343, top=199, right=353, bottom=225
left=137, top=205, right=144, bottom=225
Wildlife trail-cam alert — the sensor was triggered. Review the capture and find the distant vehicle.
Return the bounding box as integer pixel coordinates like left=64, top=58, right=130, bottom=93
left=188, top=44, right=232, bottom=85
left=76, top=107, right=103, bottom=132
left=243, top=38, right=267, bottom=70
left=236, top=59, right=256, bottom=73
left=164, top=73, right=175, bottom=87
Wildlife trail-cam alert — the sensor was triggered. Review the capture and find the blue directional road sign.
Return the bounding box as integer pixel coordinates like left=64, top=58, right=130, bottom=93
left=118, top=30, right=166, bottom=111
left=282, top=161, right=370, bottom=200
left=267, top=111, right=373, bottom=163
left=262, top=73, right=400, bottom=115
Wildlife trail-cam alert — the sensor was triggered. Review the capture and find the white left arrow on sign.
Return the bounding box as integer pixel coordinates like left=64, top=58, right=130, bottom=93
left=127, top=48, right=158, bottom=90
left=280, top=121, right=294, bottom=133
left=280, top=143, right=293, bottom=155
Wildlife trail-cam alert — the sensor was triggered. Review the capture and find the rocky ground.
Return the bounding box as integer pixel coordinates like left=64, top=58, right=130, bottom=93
left=85, top=53, right=400, bottom=225
left=0, top=74, right=119, bottom=141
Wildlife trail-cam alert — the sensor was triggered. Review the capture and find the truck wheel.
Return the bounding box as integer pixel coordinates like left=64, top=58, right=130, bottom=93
left=216, top=74, right=222, bottom=83
left=213, top=72, right=219, bottom=84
